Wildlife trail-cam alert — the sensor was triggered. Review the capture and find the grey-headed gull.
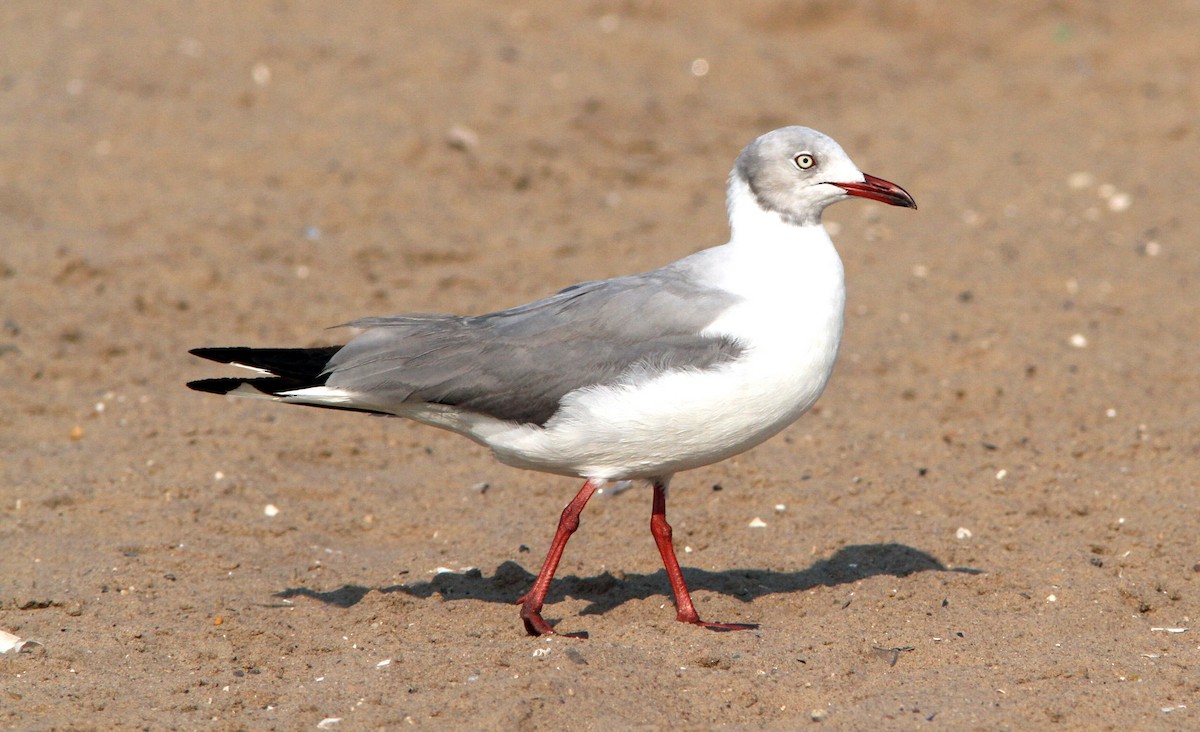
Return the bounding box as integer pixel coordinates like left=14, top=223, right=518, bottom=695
left=188, top=126, right=916, bottom=636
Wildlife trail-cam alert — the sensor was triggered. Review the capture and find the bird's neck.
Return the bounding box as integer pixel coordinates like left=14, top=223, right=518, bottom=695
left=702, top=171, right=845, bottom=306
left=725, top=173, right=827, bottom=251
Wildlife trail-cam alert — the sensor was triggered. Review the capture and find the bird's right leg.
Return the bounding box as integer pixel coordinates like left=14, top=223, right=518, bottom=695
left=516, top=478, right=601, bottom=636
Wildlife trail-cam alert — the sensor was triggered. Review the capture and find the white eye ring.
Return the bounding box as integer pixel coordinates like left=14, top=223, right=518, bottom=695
left=793, top=152, right=816, bottom=170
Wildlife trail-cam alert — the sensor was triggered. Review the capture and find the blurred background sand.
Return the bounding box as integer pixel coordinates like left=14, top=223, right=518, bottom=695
left=2, top=2, right=1198, bottom=728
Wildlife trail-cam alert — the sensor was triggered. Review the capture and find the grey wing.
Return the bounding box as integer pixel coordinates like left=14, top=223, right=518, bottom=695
left=323, top=270, right=744, bottom=425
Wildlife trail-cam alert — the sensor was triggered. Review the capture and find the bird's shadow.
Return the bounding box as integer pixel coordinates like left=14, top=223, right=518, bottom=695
left=273, top=543, right=982, bottom=617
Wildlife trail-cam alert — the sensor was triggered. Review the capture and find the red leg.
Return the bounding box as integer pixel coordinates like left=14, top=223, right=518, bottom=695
left=651, top=480, right=758, bottom=632
left=516, top=479, right=601, bottom=636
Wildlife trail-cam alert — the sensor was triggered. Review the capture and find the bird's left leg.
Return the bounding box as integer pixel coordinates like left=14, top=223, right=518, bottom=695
left=650, top=478, right=758, bottom=632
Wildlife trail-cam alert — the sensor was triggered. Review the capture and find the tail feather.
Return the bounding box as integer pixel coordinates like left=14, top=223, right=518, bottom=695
left=188, top=346, right=341, bottom=381
left=186, top=375, right=388, bottom=415
left=187, top=345, right=388, bottom=415
left=187, top=375, right=308, bottom=397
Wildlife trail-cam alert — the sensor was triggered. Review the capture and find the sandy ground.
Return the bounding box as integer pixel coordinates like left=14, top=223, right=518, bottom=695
left=2, top=2, right=1199, bottom=729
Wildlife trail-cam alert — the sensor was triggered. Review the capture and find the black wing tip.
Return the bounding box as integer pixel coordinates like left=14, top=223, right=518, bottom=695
left=187, top=378, right=250, bottom=395
left=187, top=345, right=341, bottom=381
left=189, top=347, right=251, bottom=364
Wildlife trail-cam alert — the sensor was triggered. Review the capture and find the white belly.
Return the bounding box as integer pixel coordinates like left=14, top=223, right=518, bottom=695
left=480, top=291, right=845, bottom=479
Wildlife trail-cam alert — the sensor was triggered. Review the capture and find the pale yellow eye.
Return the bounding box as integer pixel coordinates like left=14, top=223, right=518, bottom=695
left=793, top=152, right=816, bottom=170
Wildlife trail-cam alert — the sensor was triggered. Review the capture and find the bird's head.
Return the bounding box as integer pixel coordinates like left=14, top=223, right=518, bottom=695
left=732, top=126, right=916, bottom=227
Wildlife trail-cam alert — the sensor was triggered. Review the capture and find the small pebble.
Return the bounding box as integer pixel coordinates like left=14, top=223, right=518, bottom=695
left=748, top=517, right=767, bottom=528
left=69, top=425, right=84, bottom=441
left=1067, top=172, right=1093, bottom=189
left=1068, top=333, right=1088, bottom=348
left=955, top=527, right=972, bottom=540
left=446, top=125, right=479, bottom=151
left=252, top=62, right=271, bottom=86
left=0, top=630, right=25, bottom=653
left=264, top=504, right=279, bottom=517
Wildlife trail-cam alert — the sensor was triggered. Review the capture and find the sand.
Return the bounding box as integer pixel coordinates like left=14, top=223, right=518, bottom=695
left=2, top=2, right=1199, bottom=729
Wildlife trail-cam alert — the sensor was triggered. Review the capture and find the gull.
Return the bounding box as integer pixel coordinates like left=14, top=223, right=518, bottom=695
left=187, top=126, right=916, bottom=636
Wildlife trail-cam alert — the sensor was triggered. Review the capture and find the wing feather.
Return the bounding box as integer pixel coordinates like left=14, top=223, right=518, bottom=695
left=326, top=269, right=743, bottom=425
